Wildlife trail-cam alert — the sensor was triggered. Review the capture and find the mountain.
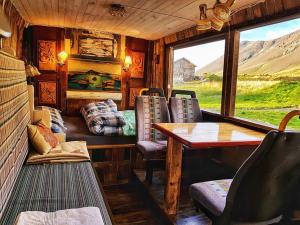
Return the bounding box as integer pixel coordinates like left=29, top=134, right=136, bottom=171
left=196, top=29, right=300, bottom=77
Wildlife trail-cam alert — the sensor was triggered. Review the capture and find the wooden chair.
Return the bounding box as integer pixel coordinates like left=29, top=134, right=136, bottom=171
left=135, top=88, right=170, bottom=183
left=189, top=110, right=300, bottom=225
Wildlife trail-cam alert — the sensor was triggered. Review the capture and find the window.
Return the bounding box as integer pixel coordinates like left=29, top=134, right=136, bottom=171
left=235, top=18, right=300, bottom=129
left=173, top=40, right=225, bottom=113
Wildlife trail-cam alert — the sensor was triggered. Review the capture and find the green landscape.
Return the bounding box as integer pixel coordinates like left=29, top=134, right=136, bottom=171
left=173, top=79, right=300, bottom=129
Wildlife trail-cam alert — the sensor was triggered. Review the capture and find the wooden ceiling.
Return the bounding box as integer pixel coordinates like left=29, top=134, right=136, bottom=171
left=11, top=0, right=264, bottom=40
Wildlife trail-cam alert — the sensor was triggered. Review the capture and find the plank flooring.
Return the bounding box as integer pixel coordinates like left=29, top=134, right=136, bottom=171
left=103, top=183, right=167, bottom=225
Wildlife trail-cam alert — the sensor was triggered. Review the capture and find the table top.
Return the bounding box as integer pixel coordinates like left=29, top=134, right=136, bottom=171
left=153, top=122, right=266, bottom=148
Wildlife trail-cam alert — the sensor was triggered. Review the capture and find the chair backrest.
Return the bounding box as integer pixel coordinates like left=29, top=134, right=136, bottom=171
left=135, top=94, right=170, bottom=142
left=223, top=130, right=300, bottom=223
left=0, top=51, right=30, bottom=218
left=169, top=90, right=203, bottom=123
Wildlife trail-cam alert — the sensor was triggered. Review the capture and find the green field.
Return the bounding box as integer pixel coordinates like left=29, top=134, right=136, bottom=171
left=173, top=80, right=300, bottom=130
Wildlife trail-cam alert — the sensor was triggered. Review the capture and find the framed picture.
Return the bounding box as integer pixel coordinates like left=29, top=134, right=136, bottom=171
left=130, top=51, right=145, bottom=78
left=129, top=87, right=143, bottom=107
left=68, top=70, right=121, bottom=91
left=38, top=40, right=56, bottom=71
left=70, top=29, right=121, bottom=62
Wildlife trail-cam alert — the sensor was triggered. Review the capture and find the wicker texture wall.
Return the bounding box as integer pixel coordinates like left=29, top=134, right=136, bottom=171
left=0, top=51, right=30, bottom=218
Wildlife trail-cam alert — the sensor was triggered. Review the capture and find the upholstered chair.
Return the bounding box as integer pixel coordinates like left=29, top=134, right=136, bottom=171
left=135, top=88, right=171, bottom=183
left=189, top=129, right=300, bottom=225
left=169, top=90, right=203, bottom=123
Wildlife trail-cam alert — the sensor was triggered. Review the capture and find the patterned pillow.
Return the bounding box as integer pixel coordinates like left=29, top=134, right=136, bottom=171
left=27, top=120, right=59, bottom=155
left=35, top=106, right=67, bottom=133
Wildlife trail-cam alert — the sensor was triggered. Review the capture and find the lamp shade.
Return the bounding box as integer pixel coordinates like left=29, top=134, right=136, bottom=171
left=124, top=55, right=132, bottom=66
left=57, top=51, right=68, bottom=65
left=0, top=9, right=12, bottom=38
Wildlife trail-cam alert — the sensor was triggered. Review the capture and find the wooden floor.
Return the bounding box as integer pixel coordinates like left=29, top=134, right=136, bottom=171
left=103, top=156, right=234, bottom=225
left=103, top=182, right=167, bottom=225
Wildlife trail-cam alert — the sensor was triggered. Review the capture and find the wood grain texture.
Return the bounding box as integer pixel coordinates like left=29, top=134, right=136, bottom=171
left=154, top=122, right=265, bottom=149
left=10, top=0, right=266, bottom=40
left=164, top=137, right=183, bottom=215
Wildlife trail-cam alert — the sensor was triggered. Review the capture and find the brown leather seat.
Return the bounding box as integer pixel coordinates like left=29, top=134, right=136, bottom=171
left=135, top=88, right=171, bottom=183
left=169, top=90, right=203, bottom=123
left=190, top=130, right=300, bottom=224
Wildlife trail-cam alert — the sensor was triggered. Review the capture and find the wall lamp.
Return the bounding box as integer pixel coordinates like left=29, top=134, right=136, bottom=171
left=123, top=55, right=132, bottom=72
left=57, top=51, right=68, bottom=66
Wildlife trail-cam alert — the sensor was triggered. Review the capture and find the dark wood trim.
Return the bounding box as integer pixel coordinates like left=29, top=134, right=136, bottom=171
left=87, top=144, right=136, bottom=150
left=221, top=30, right=240, bottom=117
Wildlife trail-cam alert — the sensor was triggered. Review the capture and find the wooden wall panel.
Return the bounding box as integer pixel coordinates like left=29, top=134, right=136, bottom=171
left=0, top=0, right=26, bottom=58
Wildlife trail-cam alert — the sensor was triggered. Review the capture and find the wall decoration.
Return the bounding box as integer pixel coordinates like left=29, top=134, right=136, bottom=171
left=38, top=40, right=57, bottom=71
left=70, top=29, right=121, bottom=62
left=129, top=87, right=143, bottom=107
left=130, top=51, right=145, bottom=78
left=38, top=81, right=57, bottom=105
left=68, top=70, right=121, bottom=91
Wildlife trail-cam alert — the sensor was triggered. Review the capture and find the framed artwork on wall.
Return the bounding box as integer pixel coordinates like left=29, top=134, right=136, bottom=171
left=129, top=87, right=143, bottom=107
left=38, top=40, right=57, bottom=71
left=70, top=29, right=121, bottom=62
left=130, top=51, right=145, bottom=78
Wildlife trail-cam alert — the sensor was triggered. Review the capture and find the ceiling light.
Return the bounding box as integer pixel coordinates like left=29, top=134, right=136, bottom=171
left=196, top=4, right=211, bottom=31
left=109, top=4, right=127, bottom=17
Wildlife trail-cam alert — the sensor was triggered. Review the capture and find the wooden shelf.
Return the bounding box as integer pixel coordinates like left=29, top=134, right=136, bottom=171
left=66, top=90, right=122, bottom=101
left=69, top=55, right=121, bottom=64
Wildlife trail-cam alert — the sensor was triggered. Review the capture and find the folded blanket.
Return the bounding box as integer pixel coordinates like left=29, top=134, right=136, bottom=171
left=26, top=141, right=90, bottom=164
left=14, top=207, right=104, bottom=225
left=81, top=100, right=125, bottom=136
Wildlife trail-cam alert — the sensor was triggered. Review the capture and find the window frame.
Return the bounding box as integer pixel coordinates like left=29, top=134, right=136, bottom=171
left=166, top=15, right=300, bottom=132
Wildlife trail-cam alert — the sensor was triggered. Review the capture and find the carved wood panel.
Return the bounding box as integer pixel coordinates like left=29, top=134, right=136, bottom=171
left=38, top=81, right=57, bottom=105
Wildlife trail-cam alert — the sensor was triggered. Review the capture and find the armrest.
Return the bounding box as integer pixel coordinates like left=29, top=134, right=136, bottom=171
left=54, top=133, right=66, bottom=143
left=32, top=109, right=51, bottom=128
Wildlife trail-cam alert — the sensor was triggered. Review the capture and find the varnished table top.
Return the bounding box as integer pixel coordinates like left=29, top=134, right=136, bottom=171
left=153, top=122, right=266, bottom=149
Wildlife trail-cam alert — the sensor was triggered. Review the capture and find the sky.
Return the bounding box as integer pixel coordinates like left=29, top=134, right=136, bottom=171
left=174, top=18, right=300, bottom=70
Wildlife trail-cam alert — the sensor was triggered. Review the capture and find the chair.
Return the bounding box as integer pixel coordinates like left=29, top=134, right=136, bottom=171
left=135, top=88, right=171, bottom=183
left=189, top=110, right=300, bottom=225
left=169, top=90, right=203, bottom=123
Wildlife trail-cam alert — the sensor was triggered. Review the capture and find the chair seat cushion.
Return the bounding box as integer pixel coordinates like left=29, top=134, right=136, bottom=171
left=189, top=179, right=232, bottom=216
left=137, top=140, right=167, bottom=159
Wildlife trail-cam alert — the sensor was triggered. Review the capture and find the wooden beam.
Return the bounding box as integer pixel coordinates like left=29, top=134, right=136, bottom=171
left=164, top=46, right=174, bottom=99
left=221, top=30, right=240, bottom=117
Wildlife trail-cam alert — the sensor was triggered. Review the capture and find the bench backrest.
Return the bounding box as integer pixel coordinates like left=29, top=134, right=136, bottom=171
left=0, top=51, right=30, bottom=218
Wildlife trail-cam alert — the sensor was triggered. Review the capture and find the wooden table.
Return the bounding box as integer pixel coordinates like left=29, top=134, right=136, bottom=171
left=153, top=122, right=266, bottom=215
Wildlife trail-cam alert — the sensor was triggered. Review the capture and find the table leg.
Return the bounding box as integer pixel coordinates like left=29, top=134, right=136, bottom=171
left=164, top=136, right=183, bottom=215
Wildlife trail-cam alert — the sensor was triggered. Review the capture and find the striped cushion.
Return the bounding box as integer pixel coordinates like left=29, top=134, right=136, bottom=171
left=0, top=162, right=112, bottom=225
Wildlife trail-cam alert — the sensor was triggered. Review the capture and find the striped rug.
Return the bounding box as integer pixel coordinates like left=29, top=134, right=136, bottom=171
left=0, top=162, right=113, bottom=225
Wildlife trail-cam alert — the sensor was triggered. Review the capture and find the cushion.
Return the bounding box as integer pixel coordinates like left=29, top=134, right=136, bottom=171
left=137, top=140, right=167, bottom=159
left=35, top=106, right=67, bottom=133
left=27, top=120, right=59, bottom=155
left=189, top=179, right=232, bottom=216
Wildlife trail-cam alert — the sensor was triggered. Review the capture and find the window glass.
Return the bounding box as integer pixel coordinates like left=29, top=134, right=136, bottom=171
left=235, top=18, right=300, bottom=130
left=173, top=40, right=225, bottom=113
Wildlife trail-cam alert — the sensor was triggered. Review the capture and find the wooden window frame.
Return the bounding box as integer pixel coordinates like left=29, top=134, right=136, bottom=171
left=166, top=14, right=300, bottom=133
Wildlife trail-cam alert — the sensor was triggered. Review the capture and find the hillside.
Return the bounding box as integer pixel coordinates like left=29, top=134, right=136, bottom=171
left=196, top=29, right=300, bottom=77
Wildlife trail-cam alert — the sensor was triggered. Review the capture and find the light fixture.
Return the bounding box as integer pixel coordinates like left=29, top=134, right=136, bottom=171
left=110, top=4, right=127, bottom=17
left=196, top=0, right=237, bottom=32
left=123, top=55, right=132, bottom=72
left=57, top=51, right=68, bottom=65
left=196, top=4, right=211, bottom=31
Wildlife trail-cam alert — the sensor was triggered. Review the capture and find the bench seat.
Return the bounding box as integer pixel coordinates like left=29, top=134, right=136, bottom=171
left=0, top=162, right=113, bottom=225
left=64, top=116, right=136, bottom=146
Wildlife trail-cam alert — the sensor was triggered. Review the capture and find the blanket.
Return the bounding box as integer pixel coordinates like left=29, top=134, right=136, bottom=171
left=121, top=110, right=136, bottom=136
left=81, top=99, right=125, bottom=136
left=26, top=141, right=90, bottom=164
left=14, top=207, right=104, bottom=225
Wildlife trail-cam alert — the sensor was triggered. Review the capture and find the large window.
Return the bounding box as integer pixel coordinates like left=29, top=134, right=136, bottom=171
left=173, top=40, right=225, bottom=113
left=235, top=19, right=300, bottom=129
